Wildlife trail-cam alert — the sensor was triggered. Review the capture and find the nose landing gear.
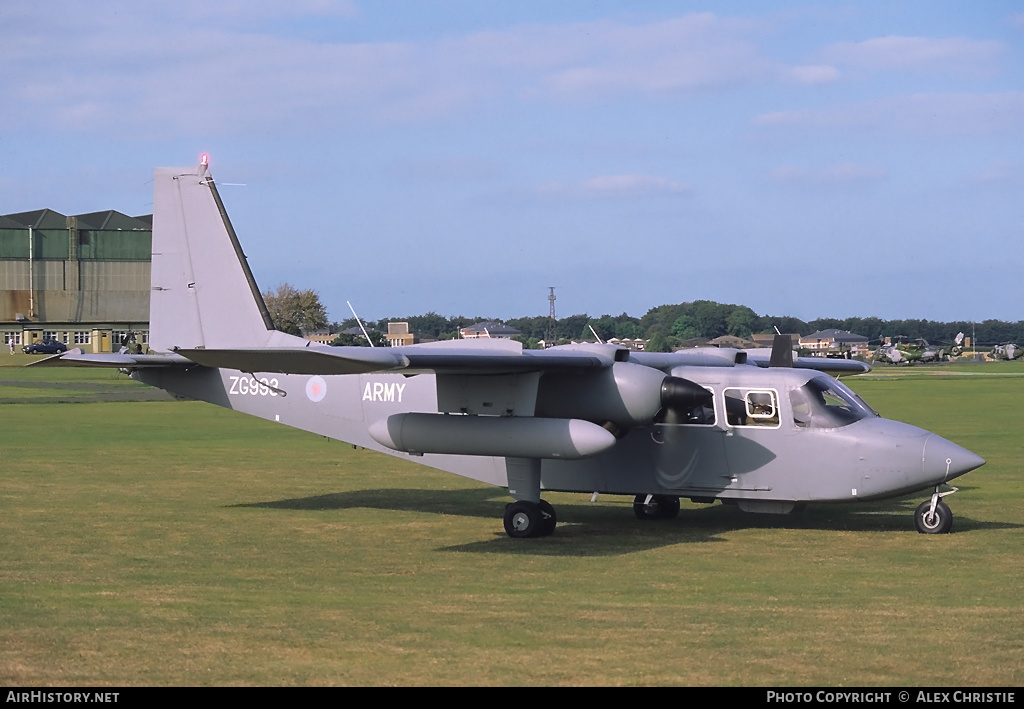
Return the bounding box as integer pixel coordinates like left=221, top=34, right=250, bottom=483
left=914, top=485, right=958, bottom=534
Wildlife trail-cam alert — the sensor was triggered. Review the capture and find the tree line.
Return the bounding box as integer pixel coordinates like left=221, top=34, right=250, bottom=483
left=265, top=285, right=1024, bottom=352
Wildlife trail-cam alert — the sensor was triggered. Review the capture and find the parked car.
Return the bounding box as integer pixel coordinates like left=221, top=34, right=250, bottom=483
left=22, top=339, right=68, bottom=355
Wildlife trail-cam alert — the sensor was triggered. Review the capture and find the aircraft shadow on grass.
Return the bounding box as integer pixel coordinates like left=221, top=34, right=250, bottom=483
left=232, top=487, right=1018, bottom=557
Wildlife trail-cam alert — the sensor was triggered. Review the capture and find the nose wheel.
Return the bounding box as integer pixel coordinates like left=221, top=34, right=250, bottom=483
left=914, top=485, right=957, bottom=534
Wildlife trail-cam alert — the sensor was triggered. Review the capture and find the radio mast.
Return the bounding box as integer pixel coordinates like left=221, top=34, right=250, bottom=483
left=544, top=287, right=557, bottom=347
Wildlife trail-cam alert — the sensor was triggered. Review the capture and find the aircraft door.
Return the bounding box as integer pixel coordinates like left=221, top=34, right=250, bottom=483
left=653, top=424, right=730, bottom=491
left=721, top=388, right=787, bottom=496
left=651, top=385, right=729, bottom=492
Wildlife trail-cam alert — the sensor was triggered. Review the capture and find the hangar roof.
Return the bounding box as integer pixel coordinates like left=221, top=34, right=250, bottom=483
left=74, top=210, right=151, bottom=230
left=3, top=209, right=68, bottom=229
left=1, top=209, right=152, bottom=231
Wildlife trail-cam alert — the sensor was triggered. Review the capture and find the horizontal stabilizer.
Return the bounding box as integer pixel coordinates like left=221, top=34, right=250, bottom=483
left=26, top=348, right=194, bottom=368
left=176, top=347, right=409, bottom=375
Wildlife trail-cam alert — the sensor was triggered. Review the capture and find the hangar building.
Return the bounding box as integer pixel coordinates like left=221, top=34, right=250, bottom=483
left=1, top=208, right=152, bottom=352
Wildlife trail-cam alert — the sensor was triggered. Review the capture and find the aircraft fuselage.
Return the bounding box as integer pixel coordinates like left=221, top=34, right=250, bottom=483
left=138, top=361, right=981, bottom=510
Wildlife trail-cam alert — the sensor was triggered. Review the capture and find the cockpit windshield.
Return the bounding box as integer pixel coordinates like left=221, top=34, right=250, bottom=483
left=790, top=376, right=878, bottom=429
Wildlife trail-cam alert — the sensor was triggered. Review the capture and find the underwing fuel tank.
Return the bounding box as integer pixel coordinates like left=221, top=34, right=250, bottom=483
left=369, top=413, right=616, bottom=459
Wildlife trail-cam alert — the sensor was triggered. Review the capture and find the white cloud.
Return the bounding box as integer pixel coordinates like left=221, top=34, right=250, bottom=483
left=753, top=92, right=1024, bottom=137
left=389, top=156, right=502, bottom=182
left=3, top=0, right=358, bottom=24
left=969, top=161, right=1023, bottom=186
left=787, top=64, right=841, bottom=85
left=771, top=164, right=887, bottom=186
left=535, top=15, right=773, bottom=96
left=0, top=10, right=777, bottom=137
left=821, top=36, right=1007, bottom=77
left=538, top=174, right=692, bottom=199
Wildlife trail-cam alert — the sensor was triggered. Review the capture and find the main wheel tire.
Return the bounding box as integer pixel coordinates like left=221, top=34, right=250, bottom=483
left=504, top=501, right=543, bottom=538
left=538, top=499, right=557, bottom=536
left=914, top=499, right=953, bottom=534
left=633, top=494, right=681, bottom=520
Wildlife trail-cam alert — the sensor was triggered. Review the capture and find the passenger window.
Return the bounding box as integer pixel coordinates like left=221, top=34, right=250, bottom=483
left=724, top=389, right=779, bottom=427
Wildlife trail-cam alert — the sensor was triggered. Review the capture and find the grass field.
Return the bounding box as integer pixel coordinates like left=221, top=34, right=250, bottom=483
left=1, top=357, right=1022, bottom=686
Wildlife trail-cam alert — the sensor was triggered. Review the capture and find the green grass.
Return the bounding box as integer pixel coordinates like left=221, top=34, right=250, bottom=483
left=0, top=363, right=1021, bottom=686
left=0, top=356, right=168, bottom=403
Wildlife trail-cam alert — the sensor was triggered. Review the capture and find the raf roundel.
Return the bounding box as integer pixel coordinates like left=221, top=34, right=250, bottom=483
left=305, top=376, right=327, bottom=402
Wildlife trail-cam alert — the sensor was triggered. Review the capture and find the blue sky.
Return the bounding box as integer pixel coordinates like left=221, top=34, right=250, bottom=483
left=2, top=1, right=1022, bottom=324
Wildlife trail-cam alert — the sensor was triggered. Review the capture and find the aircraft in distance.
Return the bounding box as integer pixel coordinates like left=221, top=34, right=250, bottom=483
left=873, top=334, right=963, bottom=365
left=990, top=343, right=1023, bottom=361
left=34, top=159, right=985, bottom=537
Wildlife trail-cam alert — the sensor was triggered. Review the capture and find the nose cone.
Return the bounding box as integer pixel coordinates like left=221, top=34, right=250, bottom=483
left=923, top=434, right=985, bottom=483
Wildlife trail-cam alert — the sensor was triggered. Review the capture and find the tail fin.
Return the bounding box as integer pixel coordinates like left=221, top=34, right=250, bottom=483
left=149, top=162, right=286, bottom=353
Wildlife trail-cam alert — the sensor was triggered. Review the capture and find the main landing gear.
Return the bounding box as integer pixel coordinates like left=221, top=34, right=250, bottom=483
left=633, top=494, right=680, bottom=520
left=914, top=485, right=958, bottom=534
left=503, top=500, right=557, bottom=538
left=503, top=458, right=558, bottom=538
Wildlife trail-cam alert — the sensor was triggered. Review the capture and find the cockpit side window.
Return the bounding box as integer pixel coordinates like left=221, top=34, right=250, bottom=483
left=790, top=377, right=876, bottom=429
left=790, top=388, right=812, bottom=428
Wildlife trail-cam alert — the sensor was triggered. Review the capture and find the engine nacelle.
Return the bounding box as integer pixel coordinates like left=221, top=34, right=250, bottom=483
left=535, top=362, right=710, bottom=430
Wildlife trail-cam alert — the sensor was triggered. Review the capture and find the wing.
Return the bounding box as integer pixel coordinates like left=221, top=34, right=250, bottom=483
left=173, top=339, right=614, bottom=376
left=29, top=338, right=611, bottom=376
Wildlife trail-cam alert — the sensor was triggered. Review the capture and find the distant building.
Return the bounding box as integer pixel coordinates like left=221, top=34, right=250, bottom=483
left=460, top=320, right=520, bottom=339
left=386, top=321, right=415, bottom=347
left=606, top=337, right=647, bottom=351
left=800, top=329, right=870, bottom=356
left=750, top=333, right=800, bottom=349
left=1, top=208, right=152, bottom=352
left=305, top=333, right=337, bottom=345
left=708, top=335, right=760, bottom=349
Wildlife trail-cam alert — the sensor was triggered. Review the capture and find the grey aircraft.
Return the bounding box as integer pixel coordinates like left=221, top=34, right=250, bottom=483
left=34, top=160, right=985, bottom=537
